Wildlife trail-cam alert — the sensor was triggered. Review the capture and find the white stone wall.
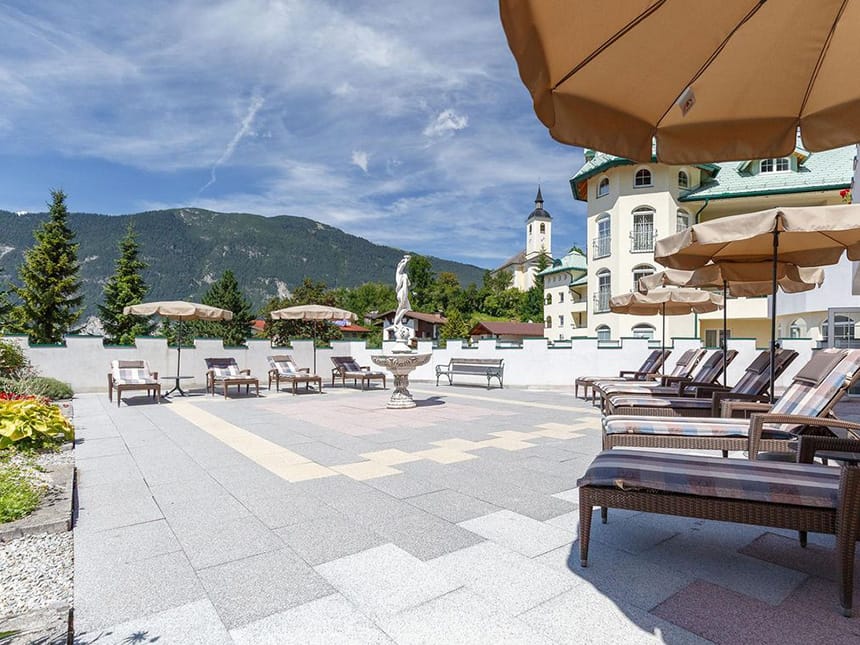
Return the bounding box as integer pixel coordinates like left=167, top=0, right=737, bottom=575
left=10, top=334, right=812, bottom=394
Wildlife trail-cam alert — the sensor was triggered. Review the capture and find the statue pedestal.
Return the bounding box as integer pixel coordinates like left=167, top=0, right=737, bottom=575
left=371, top=353, right=431, bottom=409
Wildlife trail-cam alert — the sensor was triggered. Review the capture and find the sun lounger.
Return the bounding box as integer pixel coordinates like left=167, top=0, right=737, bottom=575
left=604, top=348, right=797, bottom=416
left=107, top=359, right=160, bottom=407
left=577, top=432, right=860, bottom=616
left=602, top=348, right=860, bottom=455
left=330, top=356, right=386, bottom=390
left=267, top=355, right=322, bottom=394
left=591, top=348, right=706, bottom=406
left=205, top=357, right=259, bottom=398
left=574, top=349, right=669, bottom=399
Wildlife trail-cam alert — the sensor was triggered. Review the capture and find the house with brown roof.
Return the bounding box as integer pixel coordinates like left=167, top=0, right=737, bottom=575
left=374, top=310, right=447, bottom=341
left=468, top=321, right=545, bottom=343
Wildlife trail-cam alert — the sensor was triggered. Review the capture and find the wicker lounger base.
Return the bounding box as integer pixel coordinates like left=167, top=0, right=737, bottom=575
left=607, top=404, right=713, bottom=417
left=578, top=482, right=859, bottom=616
left=603, top=432, right=797, bottom=455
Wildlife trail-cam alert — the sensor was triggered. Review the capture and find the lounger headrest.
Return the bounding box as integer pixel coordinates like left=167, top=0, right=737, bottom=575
left=792, top=351, right=846, bottom=386
left=675, top=349, right=697, bottom=366
left=117, top=360, right=145, bottom=369
left=746, top=352, right=771, bottom=374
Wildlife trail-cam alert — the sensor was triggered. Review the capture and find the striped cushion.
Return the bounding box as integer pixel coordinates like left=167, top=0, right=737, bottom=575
left=210, top=364, right=240, bottom=378
left=602, top=414, right=794, bottom=439
left=598, top=381, right=669, bottom=396
left=577, top=450, right=839, bottom=508
left=607, top=395, right=712, bottom=411
left=112, top=360, right=155, bottom=384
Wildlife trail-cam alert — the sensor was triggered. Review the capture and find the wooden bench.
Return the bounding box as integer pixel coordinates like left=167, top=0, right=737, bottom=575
left=435, top=358, right=504, bottom=389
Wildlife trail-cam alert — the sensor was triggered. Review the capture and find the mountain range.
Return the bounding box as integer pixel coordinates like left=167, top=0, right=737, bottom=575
left=0, top=208, right=487, bottom=318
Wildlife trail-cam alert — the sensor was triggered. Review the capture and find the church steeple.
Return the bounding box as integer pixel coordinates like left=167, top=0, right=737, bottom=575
left=526, top=185, right=552, bottom=258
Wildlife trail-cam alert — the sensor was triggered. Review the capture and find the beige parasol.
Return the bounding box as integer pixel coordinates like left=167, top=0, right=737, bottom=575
left=610, top=287, right=723, bottom=370
left=499, top=0, right=860, bottom=163
left=655, top=204, right=860, bottom=397
left=269, top=304, right=357, bottom=372
left=123, top=301, right=234, bottom=395
left=640, top=264, right=825, bottom=385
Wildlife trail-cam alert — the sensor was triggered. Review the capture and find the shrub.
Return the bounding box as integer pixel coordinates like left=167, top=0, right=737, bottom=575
left=0, top=376, right=73, bottom=400
left=0, top=340, right=29, bottom=379
left=0, top=398, right=74, bottom=449
left=0, top=463, right=43, bottom=523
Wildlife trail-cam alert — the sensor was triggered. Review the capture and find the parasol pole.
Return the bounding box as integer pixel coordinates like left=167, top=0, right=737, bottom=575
left=723, top=280, right=728, bottom=386
left=769, top=230, right=779, bottom=401
left=661, top=302, right=666, bottom=375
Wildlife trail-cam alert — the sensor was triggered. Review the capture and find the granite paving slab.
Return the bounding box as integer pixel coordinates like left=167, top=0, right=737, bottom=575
left=197, top=548, right=334, bottom=629
left=458, top=509, right=576, bottom=558
left=274, top=514, right=388, bottom=566
left=230, top=593, right=395, bottom=645
left=405, top=489, right=501, bottom=523
left=368, top=510, right=484, bottom=561
left=314, top=543, right=460, bottom=620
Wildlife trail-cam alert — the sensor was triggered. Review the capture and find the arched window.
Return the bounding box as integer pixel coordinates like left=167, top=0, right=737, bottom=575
left=789, top=318, right=806, bottom=339
left=545, top=293, right=552, bottom=305
left=761, top=157, right=791, bottom=173
left=631, top=207, right=655, bottom=252
left=594, top=214, right=611, bottom=258
left=596, top=269, right=611, bottom=312
left=634, top=168, right=652, bottom=187
left=545, top=316, right=552, bottom=329
left=559, top=315, right=564, bottom=328
left=632, top=323, right=655, bottom=340
left=558, top=291, right=564, bottom=303
left=678, top=171, right=689, bottom=188
left=632, top=264, right=655, bottom=292
left=676, top=209, right=691, bottom=232
left=595, top=325, right=611, bottom=341
left=539, top=222, right=546, bottom=234
left=597, top=177, right=609, bottom=197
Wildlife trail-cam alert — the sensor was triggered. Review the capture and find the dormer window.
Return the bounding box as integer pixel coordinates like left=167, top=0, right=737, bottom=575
left=761, top=157, right=790, bottom=173
left=678, top=171, right=689, bottom=188
left=634, top=168, right=652, bottom=188
left=597, top=177, right=609, bottom=197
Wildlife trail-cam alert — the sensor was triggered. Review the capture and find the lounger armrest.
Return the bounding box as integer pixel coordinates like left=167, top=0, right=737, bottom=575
left=360, top=366, right=371, bottom=372
left=298, top=367, right=310, bottom=373
left=720, top=399, right=771, bottom=418
left=675, top=380, right=724, bottom=396
left=618, top=370, right=643, bottom=378
left=712, top=391, right=769, bottom=416
left=240, top=368, right=251, bottom=375
left=748, top=414, right=860, bottom=459
left=798, top=435, right=860, bottom=464
left=660, top=375, right=690, bottom=386
left=152, top=371, right=158, bottom=380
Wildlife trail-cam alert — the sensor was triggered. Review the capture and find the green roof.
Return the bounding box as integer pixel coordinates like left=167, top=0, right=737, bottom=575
left=569, top=275, right=588, bottom=286
left=678, top=146, right=854, bottom=201
left=537, top=250, right=588, bottom=277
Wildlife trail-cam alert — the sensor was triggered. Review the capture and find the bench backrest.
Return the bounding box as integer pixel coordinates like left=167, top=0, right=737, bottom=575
left=449, top=358, right=504, bottom=367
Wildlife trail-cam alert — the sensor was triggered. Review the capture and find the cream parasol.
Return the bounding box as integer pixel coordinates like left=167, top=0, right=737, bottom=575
left=500, top=1, right=860, bottom=163
left=270, top=304, right=357, bottom=372
left=655, top=204, right=860, bottom=397
left=610, top=287, right=723, bottom=371
left=123, top=301, right=234, bottom=395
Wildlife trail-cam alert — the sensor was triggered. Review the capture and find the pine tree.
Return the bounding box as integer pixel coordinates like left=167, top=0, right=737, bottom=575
left=98, top=223, right=154, bottom=344
left=13, top=190, right=83, bottom=343
left=194, top=269, right=254, bottom=346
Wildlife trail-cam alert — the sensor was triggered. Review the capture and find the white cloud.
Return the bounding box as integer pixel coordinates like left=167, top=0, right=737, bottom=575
left=423, top=109, right=469, bottom=138
left=351, top=150, right=369, bottom=173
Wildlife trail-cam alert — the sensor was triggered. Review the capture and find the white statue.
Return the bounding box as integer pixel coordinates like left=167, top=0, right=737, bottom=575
left=394, top=254, right=412, bottom=326
left=385, top=254, right=415, bottom=351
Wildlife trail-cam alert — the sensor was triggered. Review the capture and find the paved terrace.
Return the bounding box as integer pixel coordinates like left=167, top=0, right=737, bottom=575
left=72, top=385, right=860, bottom=644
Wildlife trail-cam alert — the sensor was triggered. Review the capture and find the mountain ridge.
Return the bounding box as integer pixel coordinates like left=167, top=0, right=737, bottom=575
left=0, top=207, right=487, bottom=317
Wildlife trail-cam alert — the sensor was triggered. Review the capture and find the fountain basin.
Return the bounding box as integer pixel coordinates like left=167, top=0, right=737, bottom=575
left=371, top=353, right=431, bottom=409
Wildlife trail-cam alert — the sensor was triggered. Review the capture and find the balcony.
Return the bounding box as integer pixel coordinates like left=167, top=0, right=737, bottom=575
left=593, top=293, right=611, bottom=313
left=592, top=235, right=611, bottom=259
left=630, top=229, right=657, bottom=253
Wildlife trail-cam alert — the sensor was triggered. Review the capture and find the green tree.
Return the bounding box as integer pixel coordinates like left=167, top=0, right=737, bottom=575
left=193, top=269, right=254, bottom=346
left=407, top=254, right=434, bottom=309
left=334, top=282, right=396, bottom=320
left=439, top=308, right=472, bottom=343
left=98, top=223, right=154, bottom=344
left=428, top=271, right=463, bottom=313
left=13, top=190, right=83, bottom=343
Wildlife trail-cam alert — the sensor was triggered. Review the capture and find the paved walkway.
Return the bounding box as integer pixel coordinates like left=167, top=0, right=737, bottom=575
left=72, top=385, right=860, bottom=644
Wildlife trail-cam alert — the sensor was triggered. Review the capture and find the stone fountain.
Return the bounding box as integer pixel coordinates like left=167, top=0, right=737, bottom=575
left=371, top=255, right=432, bottom=409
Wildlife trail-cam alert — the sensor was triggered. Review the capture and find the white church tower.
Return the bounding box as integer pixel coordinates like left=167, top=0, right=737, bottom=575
left=525, top=186, right=552, bottom=258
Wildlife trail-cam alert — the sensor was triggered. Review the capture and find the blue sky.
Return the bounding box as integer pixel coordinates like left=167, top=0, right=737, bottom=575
left=0, top=1, right=587, bottom=269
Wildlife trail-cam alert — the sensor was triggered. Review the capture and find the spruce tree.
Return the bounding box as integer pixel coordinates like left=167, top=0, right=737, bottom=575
left=99, top=222, right=154, bottom=344
left=194, top=269, right=253, bottom=346
left=13, top=189, right=83, bottom=343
